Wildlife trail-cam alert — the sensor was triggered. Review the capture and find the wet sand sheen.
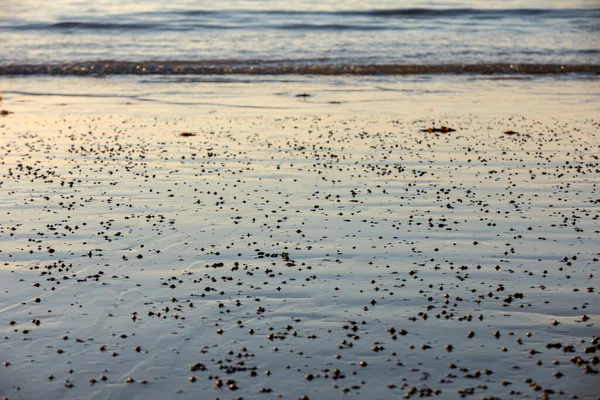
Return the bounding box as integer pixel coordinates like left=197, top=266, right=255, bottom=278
left=0, top=99, right=599, bottom=399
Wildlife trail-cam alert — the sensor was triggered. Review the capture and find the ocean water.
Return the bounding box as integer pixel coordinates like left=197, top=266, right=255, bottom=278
left=1, top=0, right=599, bottom=75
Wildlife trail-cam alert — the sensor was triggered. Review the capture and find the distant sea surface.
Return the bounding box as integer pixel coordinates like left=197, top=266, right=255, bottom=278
left=0, top=0, right=599, bottom=76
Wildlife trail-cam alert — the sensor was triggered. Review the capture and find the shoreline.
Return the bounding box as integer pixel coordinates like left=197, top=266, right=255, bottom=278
left=2, top=62, right=600, bottom=77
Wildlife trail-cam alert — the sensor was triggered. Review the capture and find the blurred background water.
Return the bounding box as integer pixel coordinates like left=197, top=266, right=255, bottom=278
left=0, top=0, right=599, bottom=72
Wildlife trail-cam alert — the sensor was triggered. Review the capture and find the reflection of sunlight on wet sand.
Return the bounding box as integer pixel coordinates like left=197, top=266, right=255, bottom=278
left=2, top=75, right=599, bottom=120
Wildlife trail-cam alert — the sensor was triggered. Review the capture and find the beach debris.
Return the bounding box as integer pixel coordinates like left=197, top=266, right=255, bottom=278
left=1, top=109, right=13, bottom=116
left=179, top=132, right=196, bottom=137
left=189, top=363, right=207, bottom=372
left=1, top=112, right=598, bottom=399
left=421, top=126, right=455, bottom=133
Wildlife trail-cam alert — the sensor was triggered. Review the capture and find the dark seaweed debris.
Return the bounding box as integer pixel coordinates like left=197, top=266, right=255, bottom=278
left=421, top=126, right=456, bottom=133
left=0, top=113, right=598, bottom=399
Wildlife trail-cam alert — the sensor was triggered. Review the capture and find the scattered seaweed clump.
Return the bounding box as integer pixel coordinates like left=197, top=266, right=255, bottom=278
left=421, top=126, right=455, bottom=133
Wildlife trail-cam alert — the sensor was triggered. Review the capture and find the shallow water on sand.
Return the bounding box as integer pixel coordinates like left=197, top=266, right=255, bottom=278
left=0, top=77, right=599, bottom=399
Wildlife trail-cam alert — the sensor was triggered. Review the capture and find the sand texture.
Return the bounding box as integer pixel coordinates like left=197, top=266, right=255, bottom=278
left=1, top=84, right=599, bottom=400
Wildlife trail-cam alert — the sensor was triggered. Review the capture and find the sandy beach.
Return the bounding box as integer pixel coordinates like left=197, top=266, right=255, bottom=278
left=1, top=75, right=599, bottom=400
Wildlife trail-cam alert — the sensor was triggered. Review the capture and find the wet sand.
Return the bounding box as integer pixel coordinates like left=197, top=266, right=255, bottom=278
left=1, top=77, right=599, bottom=400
